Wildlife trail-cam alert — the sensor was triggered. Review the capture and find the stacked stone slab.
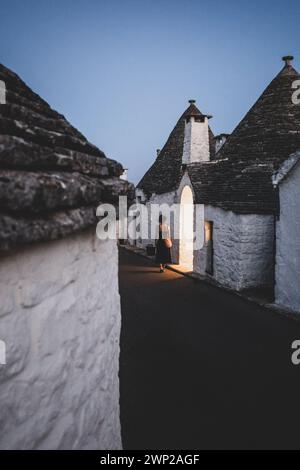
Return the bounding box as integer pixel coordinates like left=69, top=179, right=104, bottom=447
left=0, top=64, right=134, bottom=250
left=0, top=64, right=134, bottom=450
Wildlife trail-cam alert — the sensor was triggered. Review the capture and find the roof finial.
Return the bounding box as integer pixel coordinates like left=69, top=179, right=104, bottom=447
left=188, top=99, right=196, bottom=104
left=282, top=55, right=294, bottom=66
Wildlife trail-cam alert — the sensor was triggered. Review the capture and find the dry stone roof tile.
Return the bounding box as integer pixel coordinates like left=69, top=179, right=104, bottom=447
left=0, top=64, right=134, bottom=250
left=137, top=102, right=215, bottom=196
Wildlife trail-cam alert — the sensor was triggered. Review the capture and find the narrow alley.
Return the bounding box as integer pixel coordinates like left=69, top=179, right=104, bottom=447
left=119, top=248, right=300, bottom=450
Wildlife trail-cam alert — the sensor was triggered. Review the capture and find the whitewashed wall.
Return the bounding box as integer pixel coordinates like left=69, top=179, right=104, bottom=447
left=0, top=230, right=122, bottom=450
left=182, top=117, right=210, bottom=163
left=194, top=206, right=274, bottom=291
left=275, top=162, right=300, bottom=312
left=135, top=176, right=193, bottom=265
left=137, top=173, right=275, bottom=292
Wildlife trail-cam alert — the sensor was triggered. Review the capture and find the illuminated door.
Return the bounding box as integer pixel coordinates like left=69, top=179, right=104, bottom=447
left=205, top=221, right=214, bottom=275
left=179, top=186, right=194, bottom=270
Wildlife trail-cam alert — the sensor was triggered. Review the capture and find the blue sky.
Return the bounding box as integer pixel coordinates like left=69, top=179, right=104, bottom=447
left=1, top=0, right=300, bottom=183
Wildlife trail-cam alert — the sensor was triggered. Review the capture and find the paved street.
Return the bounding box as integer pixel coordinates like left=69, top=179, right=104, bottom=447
left=119, top=248, right=300, bottom=450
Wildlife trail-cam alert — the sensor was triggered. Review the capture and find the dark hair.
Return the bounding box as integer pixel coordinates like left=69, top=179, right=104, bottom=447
left=159, top=214, right=166, bottom=223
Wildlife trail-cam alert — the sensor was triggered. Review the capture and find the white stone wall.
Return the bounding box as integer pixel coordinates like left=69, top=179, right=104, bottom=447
left=182, top=117, right=210, bottom=164
left=194, top=206, right=274, bottom=291
left=0, top=230, right=122, bottom=450
left=0, top=80, right=6, bottom=104
left=275, top=162, right=300, bottom=312
left=135, top=174, right=196, bottom=265
left=137, top=173, right=274, bottom=292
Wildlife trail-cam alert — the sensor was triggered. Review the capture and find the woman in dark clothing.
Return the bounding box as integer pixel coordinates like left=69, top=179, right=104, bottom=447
left=155, top=215, right=172, bottom=272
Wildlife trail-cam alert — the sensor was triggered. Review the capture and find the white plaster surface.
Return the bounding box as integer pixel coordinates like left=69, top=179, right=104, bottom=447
left=0, top=80, right=6, bottom=105
left=275, top=160, right=300, bottom=312
left=194, top=206, right=274, bottom=290
left=182, top=117, right=210, bottom=164
left=136, top=171, right=275, bottom=292
left=0, top=230, right=122, bottom=449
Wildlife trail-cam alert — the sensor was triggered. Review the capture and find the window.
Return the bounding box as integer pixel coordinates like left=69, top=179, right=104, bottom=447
left=205, top=221, right=213, bottom=244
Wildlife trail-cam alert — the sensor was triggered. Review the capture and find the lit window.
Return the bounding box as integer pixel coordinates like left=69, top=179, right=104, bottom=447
left=205, top=221, right=213, bottom=244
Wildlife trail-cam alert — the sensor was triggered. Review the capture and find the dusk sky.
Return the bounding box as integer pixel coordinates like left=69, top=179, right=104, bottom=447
left=1, top=0, right=300, bottom=183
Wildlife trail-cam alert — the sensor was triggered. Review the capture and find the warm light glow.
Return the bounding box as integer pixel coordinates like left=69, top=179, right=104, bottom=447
left=179, top=185, right=194, bottom=270
left=205, top=221, right=212, bottom=243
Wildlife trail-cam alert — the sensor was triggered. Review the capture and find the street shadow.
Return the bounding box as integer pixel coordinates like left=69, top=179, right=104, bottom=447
left=119, top=247, right=300, bottom=450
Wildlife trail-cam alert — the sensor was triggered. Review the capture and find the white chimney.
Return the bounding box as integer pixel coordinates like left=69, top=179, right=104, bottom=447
left=0, top=80, right=6, bottom=105
left=182, top=100, right=211, bottom=164
left=215, top=133, right=229, bottom=154
left=120, top=169, right=128, bottom=181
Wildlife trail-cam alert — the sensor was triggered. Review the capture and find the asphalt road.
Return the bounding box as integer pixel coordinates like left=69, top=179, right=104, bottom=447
left=119, top=248, right=300, bottom=450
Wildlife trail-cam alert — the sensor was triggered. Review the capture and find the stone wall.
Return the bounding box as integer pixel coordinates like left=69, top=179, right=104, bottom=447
left=194, top=206, right=274, bottom=291
left=275, top=162, right=300, bottom=312
left=182, top=117, right=210, bottom=164
left=0, top=230, right=122, bottom=449
left=136, top=177, right=275, bottom=291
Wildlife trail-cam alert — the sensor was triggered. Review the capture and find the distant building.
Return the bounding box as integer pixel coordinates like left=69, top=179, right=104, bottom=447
left=137, top=56, right=300, bottom=313
left=0, top=64, right=133, bottom=449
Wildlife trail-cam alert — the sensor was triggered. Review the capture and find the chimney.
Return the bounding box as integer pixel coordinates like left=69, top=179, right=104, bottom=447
left=0, top=80, right=6, bottom=105
left=215, top=133, right=230, bottom=153
left=182, top=100, right=212, bottom=164
left=282, top=55, right=294, bottom=67
left=156, top=149, right=161, bottom=157
left=120, top=168, right=128, bottom=181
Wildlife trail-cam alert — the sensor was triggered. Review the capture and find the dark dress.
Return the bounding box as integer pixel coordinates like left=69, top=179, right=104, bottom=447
left=155, top=224, right=172, bottom=264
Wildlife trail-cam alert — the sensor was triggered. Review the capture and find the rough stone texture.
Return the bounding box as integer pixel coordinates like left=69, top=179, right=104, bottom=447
left=188, top=158, right=278, bottom=214
left=0, top=230, right=122, bottom=449
left=183, top=116, right=210, bottom=164
left=214, top=134, right=229, bottom=154
left=194, top=205, right=275, bottom=290
left=138, top=61, right=300, bottom=216
left=275, top=159, right=300, bottom=312
left=218, top=62, right=300, bottom=164
left=0, top=80, right=5, bottom=105
left=0, top=207, right=98, bottom=251
left=139, top=173, right=275, bottom=291
left=0, top=64, right=134, bottom=250
left=137, top=101, right=215, bottom=196
left=135, top=60, right=300, bottom=295
left=0, top=135, right=123, bottom=177
left=147, top=178, right=274, bottom=290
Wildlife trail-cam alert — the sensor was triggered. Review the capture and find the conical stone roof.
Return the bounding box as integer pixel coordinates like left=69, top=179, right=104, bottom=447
left=137, top=101, right=215, bottom=196
left=218, top=59, right=300, bottom=164
left=0, top=64, right=134, bottom=250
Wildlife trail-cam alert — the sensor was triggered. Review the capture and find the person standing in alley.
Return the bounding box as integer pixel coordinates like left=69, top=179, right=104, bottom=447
left=156, top=214, right=172, bottom=272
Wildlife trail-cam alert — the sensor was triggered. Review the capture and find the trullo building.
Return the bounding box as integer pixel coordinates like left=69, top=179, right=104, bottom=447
left=137, top=56, right=300, bottom=313
left=0, top=64, right=133, bottom=449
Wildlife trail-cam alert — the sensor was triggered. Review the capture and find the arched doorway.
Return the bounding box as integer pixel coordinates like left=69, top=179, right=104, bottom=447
left=179, top=185, right=194, bottom=270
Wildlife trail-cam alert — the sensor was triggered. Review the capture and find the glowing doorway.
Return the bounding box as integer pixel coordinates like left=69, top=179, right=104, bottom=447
left=179, top=185, right=194, bottom=270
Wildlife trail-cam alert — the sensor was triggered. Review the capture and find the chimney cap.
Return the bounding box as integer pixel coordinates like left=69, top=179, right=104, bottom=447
left=188, top=99, right=196, bottom=104
left=282, top=55, right=294, bottom=66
